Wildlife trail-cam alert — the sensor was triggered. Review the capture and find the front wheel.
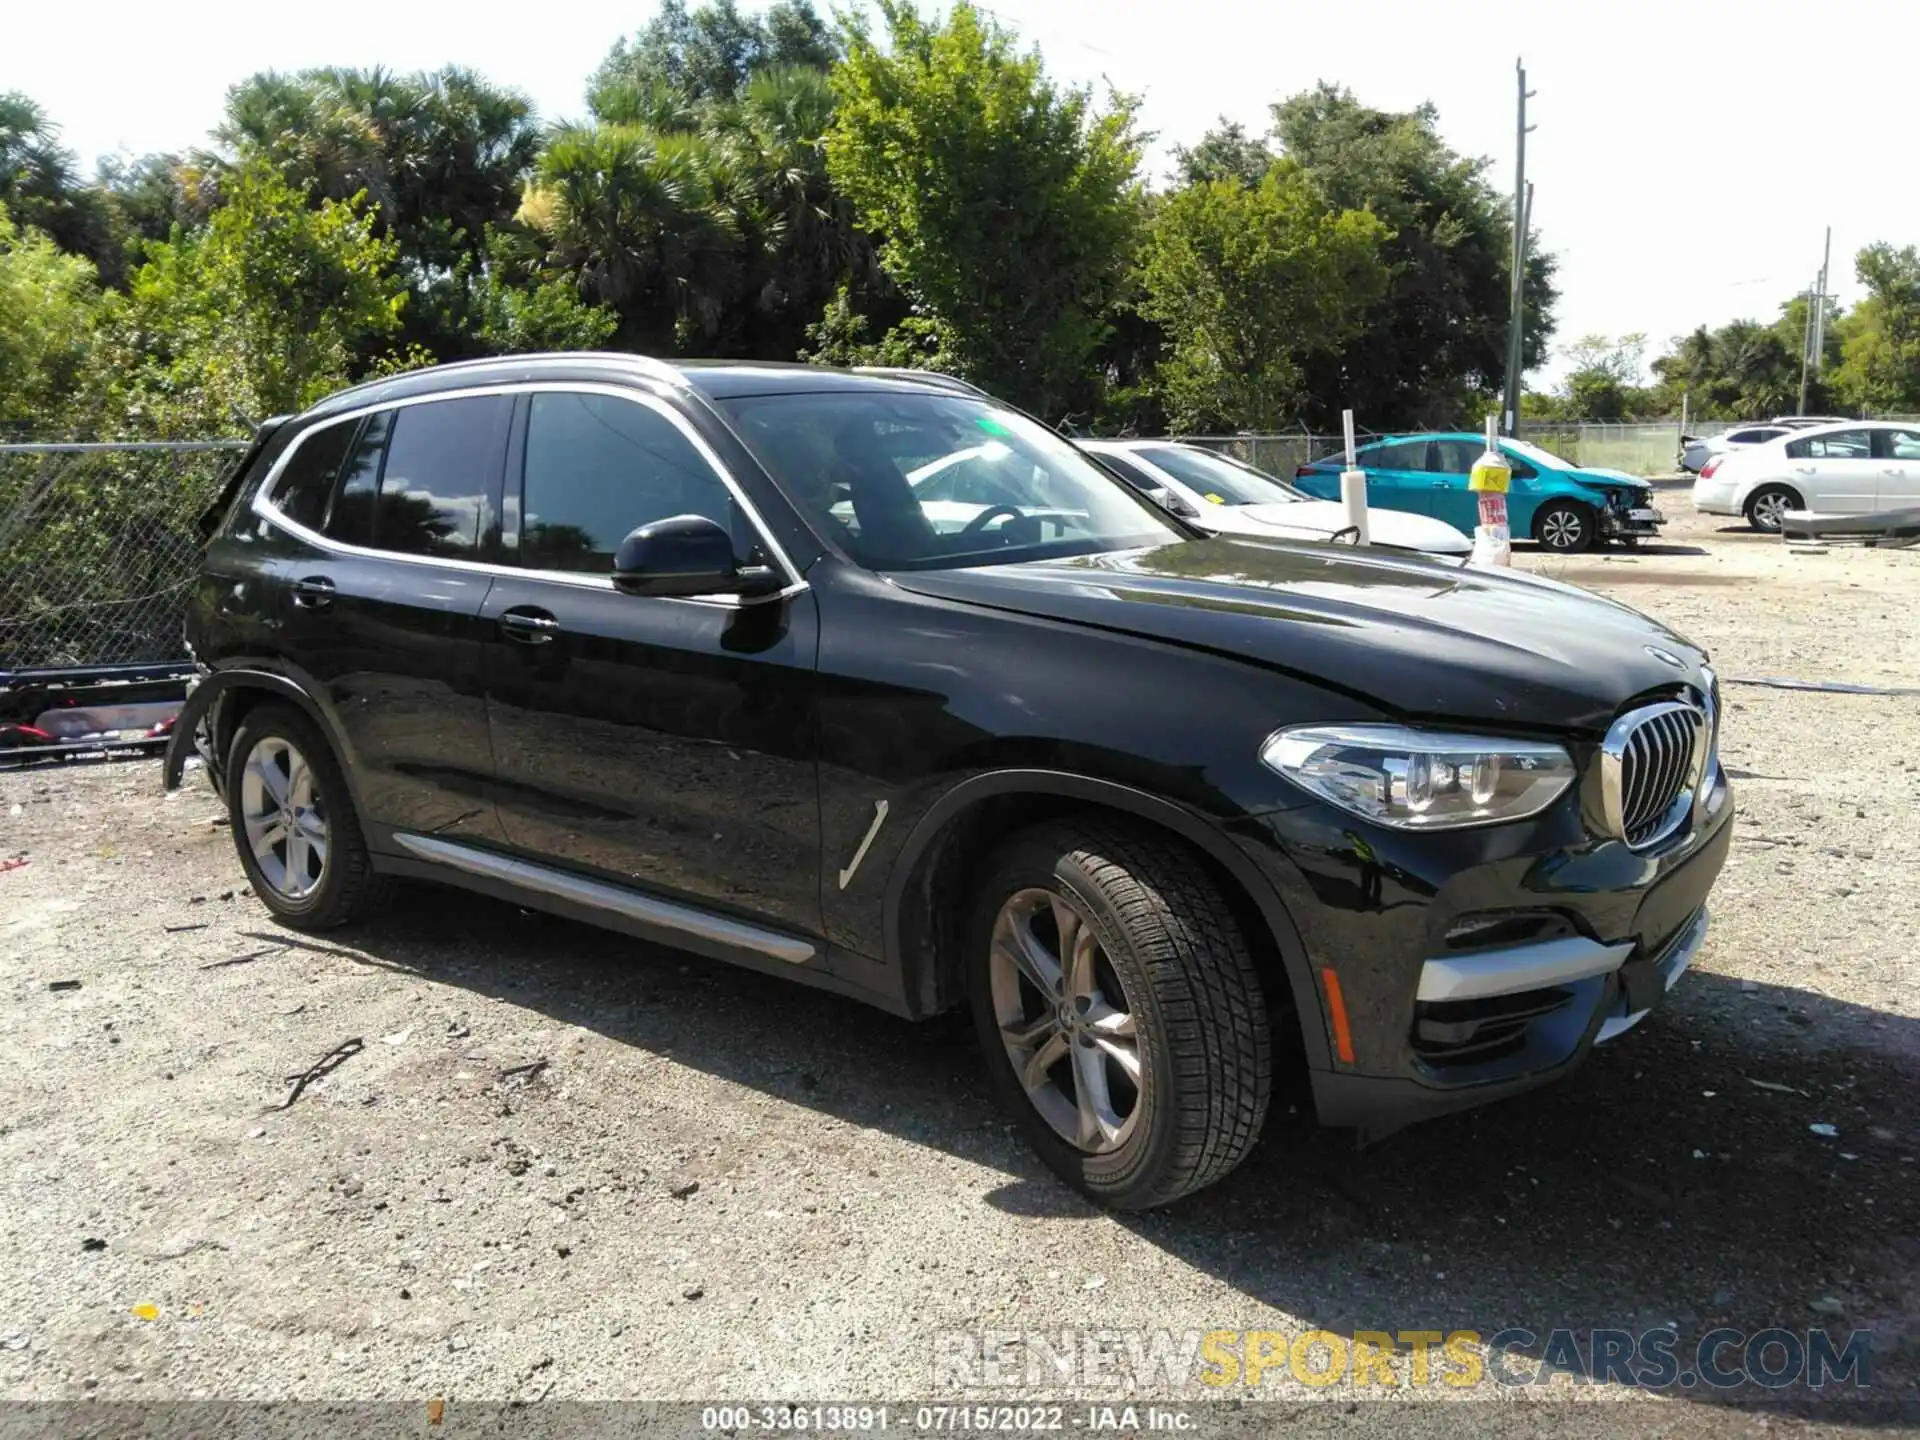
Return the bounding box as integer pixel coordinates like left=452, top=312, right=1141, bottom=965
left=967, top=821, right=1272, bottom=1209
left=1533, top=499, right=1596, bottom=554
left=1745, top=484, right=1802, bottom=533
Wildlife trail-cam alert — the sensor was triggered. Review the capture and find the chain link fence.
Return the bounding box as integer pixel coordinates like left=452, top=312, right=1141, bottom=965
left=1167, top=434, right=1345, bottom=475
left=1171, top=423, right=1712, bottom=478
left=0, top=441, right=248, bottom=671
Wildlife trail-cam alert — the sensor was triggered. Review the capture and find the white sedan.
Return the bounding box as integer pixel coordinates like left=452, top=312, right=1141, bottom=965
left=1691, top=420, right=1920, bottom=532
left=1079, top=440, right=1473, bottom=557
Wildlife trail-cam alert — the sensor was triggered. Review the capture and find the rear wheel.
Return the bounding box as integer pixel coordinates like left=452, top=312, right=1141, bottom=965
left=1745, top=484, right=1801, bottom=533
left=224, top=703, right=391, bottom=930
left=1533, top=499, right=1596, bottom=554
left=967, top=821, right=1272, bottom=1209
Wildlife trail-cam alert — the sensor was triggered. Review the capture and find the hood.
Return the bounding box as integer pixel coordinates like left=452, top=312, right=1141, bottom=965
left=1577, top=467, right=1654, bottom=491
left=1237, top=500, right=1473, bottom=555
left=886, top=539, right=1707, bottom=735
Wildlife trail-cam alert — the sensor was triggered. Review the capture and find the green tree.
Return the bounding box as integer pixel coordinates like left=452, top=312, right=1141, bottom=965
left=0, top=207, right=105, bottom=430
left=1553, top=332, right=1655, bottom=420
left=825, top=0, right=1145, bottom=418
left=100, top=165, right=404, bottom=433
left=1649, top=295, right=1841, bottom=419
left=469, top=227, right=619, bottom=354
left=1270, top=84, right=1558, bottom=429
left=215, top=66, right=540, bottom=358
left=589, top=0, right=837, bottom=113
left=1136, top=166, right=1387, bottom=431
left=1, top=92, right=119, bottom=280
left=1170, top=119, right=1272, bottom=189
left=1834, top=243, right=1920, bottom=414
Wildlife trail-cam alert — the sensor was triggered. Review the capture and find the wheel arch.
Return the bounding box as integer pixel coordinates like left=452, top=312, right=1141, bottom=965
left=881, top=769, right=1329, bottom=1069
left=163, top=668, right=362, bottom=810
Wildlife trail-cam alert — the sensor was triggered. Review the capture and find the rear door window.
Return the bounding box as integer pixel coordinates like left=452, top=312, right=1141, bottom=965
left=1876, top=429, right=1920, bottom=461
left=1788, top=429, right=1874, bottom=460
left=374, top=397, right=513, bottom=558
left=1363, top=442, right=1426, bottom=470
left=1426, top=440, right=1482, bottom=476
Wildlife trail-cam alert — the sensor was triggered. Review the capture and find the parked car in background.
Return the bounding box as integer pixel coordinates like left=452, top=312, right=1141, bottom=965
left=1080, top=440, right=1471, bottom=557
left=1295, top=433, right=1664, bottom=553
left=1679, top=424, right=1793, bottom=475
left=1692, top=419, right=1920, bottom=532
left=165, top=355, right=1731, bottom=1208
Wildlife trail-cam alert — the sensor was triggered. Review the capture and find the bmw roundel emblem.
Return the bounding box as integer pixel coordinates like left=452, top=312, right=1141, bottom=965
left=1645, top=646, right=1684, bottom=669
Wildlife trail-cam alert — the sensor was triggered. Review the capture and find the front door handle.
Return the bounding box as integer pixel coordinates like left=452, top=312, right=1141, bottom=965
left=291, top=576, right=335, bottom=611
left=498, top=608, right=560, bottom=644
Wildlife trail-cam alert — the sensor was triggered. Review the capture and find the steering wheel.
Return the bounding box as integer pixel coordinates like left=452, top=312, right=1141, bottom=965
left=958, top=504, right=1025, bottom=537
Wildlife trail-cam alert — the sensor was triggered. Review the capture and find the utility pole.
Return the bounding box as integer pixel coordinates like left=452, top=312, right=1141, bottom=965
left=1797, top=227, right=1833, bottom=414
left=1811, top=225, right=1832, bottom=380
left=1500, top=59, right=1536, bottom=437
left=1798, top=281, right=1815, bottom=415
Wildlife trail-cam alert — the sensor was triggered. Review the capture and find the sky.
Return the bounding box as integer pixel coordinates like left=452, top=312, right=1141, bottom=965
left=7, top=0, right=1915, bottom=390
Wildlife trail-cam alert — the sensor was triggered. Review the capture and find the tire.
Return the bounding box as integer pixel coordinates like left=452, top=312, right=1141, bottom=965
left=966, top=820, right=1272, bottom=1209
left=224, top=702, right=391, bottom=930
left=1532, top=499, right=1596, bottom=554
left=1744, top=484, right=1801, bottom=534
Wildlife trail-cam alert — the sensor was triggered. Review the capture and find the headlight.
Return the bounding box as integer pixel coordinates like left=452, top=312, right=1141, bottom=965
left=1261, top=724, right=1577, bottom=831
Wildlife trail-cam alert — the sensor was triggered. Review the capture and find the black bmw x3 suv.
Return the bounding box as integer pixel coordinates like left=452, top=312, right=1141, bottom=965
left=167, top=354, right=1731, bottom=1207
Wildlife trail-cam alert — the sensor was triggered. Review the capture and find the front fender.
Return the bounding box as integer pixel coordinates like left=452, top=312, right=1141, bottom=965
left=878, top=767, right=1330, bottom=1068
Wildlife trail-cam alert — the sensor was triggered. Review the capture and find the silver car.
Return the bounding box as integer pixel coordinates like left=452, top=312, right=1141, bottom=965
left=1680, top=423, right=1794, bottom=474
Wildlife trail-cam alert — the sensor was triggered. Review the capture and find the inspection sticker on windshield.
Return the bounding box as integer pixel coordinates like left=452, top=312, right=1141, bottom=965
left=1204, top=493, right=1227, bottom=505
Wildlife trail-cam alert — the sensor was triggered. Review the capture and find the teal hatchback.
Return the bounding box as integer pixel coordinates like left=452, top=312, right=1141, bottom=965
left=1294, top=433, right=1664, bottom=553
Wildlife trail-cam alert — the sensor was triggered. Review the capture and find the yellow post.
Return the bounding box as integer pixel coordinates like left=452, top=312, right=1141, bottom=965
left=1469, top=415, right=1512, bottom=568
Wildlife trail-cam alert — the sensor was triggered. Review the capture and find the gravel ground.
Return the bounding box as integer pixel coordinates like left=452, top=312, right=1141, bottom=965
left=2, top=485, right=1917, bottom=1431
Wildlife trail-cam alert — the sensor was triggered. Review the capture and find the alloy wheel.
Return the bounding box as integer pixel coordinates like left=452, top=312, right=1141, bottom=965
left=240, top=736, right=328, bottom=900
left=1540, top=507, right=1585, bottom=551
left=987, top=887, right=1142, bottom=1153
left=1751, top=491, right=1791, bottom=531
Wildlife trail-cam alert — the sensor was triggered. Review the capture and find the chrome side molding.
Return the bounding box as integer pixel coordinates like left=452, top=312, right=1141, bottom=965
left=392, top=832, right=817, bottom=966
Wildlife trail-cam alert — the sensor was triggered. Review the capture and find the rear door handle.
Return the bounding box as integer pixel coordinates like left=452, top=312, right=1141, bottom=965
left=291, top=576, right=335, bottom=611
left=498, top=608, right=560, bottom=644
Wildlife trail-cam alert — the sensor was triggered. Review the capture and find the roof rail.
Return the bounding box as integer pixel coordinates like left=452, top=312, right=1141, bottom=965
left=313, top=351, right=687, bottom=411
left=851, top=365, right=991, bottom=399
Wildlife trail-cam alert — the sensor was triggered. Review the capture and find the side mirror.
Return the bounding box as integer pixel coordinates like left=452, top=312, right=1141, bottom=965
left=611, top=514, right=782, bottom=599
left=1156, top=489, right=1200, bottom=519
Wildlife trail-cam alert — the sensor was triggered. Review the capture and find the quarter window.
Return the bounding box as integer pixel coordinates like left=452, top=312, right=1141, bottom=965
left=518, top=392, right=740, bottom=575
left=271, top=421, right=355, bottom=531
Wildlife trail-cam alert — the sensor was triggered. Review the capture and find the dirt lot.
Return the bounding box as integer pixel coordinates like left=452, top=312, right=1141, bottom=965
left=3, top=484, right=1918, bottom=1426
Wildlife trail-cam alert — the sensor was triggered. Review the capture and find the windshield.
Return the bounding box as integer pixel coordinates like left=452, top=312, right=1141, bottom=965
left=1502, top=438, right=1570, bottom=471
left=1139, top=445, right=1308, bottom=505
left=719, top=392, right=1181, bottom=569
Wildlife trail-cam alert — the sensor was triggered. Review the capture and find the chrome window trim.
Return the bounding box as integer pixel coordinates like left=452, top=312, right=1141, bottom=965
left=250, top=381, right=808, bottom=608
